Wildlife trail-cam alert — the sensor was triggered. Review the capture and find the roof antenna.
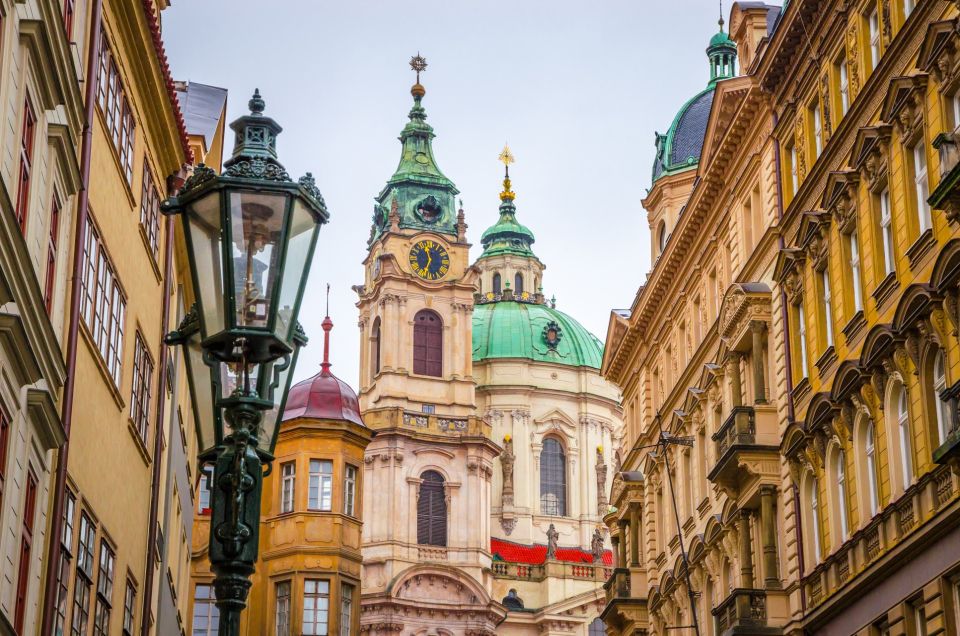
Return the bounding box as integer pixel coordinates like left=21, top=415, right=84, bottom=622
left=719, top=0, right=724, bottom=31
left=321, top=284, right=333, bottom=373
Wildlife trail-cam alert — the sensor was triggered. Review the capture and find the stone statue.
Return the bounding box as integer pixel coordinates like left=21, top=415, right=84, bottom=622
left=545, top=523, right=559, bottom=560
left=501, top=435, right=515, bottom=507
left=596, top=446, right=608, bottom=515
left=591, top=527, right=605, bottom=563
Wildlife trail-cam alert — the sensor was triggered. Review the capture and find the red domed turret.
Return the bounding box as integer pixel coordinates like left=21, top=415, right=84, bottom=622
left=281, top=313, right=364, bottom=427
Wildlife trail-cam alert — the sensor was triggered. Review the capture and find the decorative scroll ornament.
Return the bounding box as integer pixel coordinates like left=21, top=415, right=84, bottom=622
left=178, top=164, right=218, bottom=197
left=224, top=156, right=292, bottom=182
left=298, top=172, right=327, bottom=209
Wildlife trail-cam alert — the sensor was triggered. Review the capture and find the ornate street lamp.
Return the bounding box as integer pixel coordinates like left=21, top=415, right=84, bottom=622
left=162, top=90, right=328, bottom=633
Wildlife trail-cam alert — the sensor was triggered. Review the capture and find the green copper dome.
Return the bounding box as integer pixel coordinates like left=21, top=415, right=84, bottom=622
left=709, top=30, right=734, bottom=47
left=472, top=301, right=604, bottom=369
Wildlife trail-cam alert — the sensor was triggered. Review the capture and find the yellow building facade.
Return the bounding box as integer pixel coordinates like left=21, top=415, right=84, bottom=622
left=602, top=1, right=960, bottom=635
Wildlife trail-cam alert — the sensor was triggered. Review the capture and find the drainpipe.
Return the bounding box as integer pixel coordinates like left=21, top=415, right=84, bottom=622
left=772, top=109, right=806, bottom=614
left=141, top=193, right=180, bottom=634
left=40, top=2, right=104, bottom=633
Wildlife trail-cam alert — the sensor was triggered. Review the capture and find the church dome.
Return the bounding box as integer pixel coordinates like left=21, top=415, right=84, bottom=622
left=651, top=24, right=737, bottom=184
left=282, top=316, right=365, bottom=427
left=472, top=301, right=604, bottom=369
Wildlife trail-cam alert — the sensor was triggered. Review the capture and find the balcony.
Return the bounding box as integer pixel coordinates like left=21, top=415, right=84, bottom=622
left=491, top=561, right=611, bottom=583
left=603, top=568, right=631, bottom=602
left=713, top=588, right=786, bottom=636
left=708, top=405, right=779, bottom=498
left=600, top=568, right=649, bottom=632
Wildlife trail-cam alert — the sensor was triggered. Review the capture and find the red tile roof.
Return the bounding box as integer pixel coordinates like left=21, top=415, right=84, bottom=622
left=491, top=538, right=613, bottom=566
left=141, top=0, right=194, bottom=164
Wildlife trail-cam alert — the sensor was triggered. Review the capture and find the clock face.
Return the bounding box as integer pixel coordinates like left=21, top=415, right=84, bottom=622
left=408, top=239, right=450, bottom=281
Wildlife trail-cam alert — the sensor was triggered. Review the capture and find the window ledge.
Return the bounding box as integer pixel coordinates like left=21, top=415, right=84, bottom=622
left=906, top=227, right=937, bottom=271
left=138, top=224, right=162, bottom=283
left=127, top=419, right=152, bottom=466
left=842, top=310, right=867, bottom=347
left=871, top=272, right=900, bottom=313
left=815, top=345, right=838, bottom=377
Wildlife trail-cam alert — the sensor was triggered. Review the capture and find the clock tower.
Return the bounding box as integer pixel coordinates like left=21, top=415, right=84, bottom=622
left=356, top=57, right=505, bottom=633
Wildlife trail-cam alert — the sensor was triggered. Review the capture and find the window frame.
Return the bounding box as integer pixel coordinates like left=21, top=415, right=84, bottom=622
left=45, top=194, right=62, bottom=313
left=191, top=583, right=219, bottom=636
left=912, top=143, right=931, bottom=234
left=340, top=583, right=354, bottom=636
left=15, top=97, right=37, bottom=234
left=879, top=189, right=895, bottom=276
left=80, top=221, right=126, bottom=386
left=303, top=579, right=330, bottom=636
left=344, top=464, right=357, bottom=517
left=92, top=540, right=116, bottom=636
left=275, top=580, right=291, bottom=636
left=139, top=163, right=161, bottom=257
left=280, top=461, right=296, bottom=514
left=417, top=470, right=447, bottom=547
left=849, top=230, right=864, bottom=313
left=821, top=268, right=834, bottom=349
left=868, top=8, right=881, bottom=71
left=130, top=332, right=154, bottom=441
left=539, top=436, right=568, bottom=517
left=308, top=459, right=333, bottom=512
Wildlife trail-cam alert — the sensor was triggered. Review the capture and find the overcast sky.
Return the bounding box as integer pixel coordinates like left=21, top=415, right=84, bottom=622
left=163, top=0, right=744, bottom=387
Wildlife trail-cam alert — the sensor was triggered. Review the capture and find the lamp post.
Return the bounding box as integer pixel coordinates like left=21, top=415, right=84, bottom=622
left=162, top=90, right=328, bottom=634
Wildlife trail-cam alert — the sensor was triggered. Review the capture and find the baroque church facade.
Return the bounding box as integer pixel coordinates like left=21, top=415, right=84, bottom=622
left=355, top=65, right=624, bottom=635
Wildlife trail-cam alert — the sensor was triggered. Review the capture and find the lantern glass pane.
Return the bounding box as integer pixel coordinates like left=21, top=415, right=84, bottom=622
left=185, top=331, right=218, bottom=452
left=255, top=351, right=298, bottom=454
left=275, top=200, right=316, bottom=344
left=187, top=192, right=226, bottom=338
left=229, top=191, right=287, bottom=330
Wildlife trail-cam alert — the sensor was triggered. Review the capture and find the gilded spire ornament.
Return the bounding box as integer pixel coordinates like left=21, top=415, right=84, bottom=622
left=499, top=143, right=516, bottom=201
left=410, top=53, right=428, bottom=98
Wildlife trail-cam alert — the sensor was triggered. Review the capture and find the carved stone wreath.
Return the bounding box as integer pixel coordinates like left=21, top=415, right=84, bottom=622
left=543, top=321, right=563, bottom=349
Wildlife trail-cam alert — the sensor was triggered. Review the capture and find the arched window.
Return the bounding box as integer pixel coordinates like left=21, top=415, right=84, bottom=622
left=897, top=385, right=913, bottom=487
left=417, top=471, right=446, bottom=546
left=657, top=221, right=668, bottom=254
left=492, top=273, right=502, bottom=294
left=413, top=310, right=442, bottom=377
left=865, top=422, right=880, bottom=517
left=934, top=350, right=950, bottom=445
left=588, top=618, right=605, bottom=636
left=514, top=273, right=524, bottom=295
left=835, top=449, right=849, bottom=540
left=540, top=437, right=566, bottom=516
left=806, top=475, right=822, bottom=563
left=371, top=317, right=381, bottom=376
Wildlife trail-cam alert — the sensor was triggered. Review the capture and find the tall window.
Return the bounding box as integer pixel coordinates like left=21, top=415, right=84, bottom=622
left=658, top=221, right=668, bottom=254
left=15, top=99, right=36, bottom=233
left=869, top=9, right=881, bottom=71
left=14, top=470, right=38, bottom=633
left=140, top=164, right=161, bottom=257
left=836, top=450, right=849, bottom=539
left=55, top=490, right=77, bottom=635
left=198, top=465, right=213, bottom=515
left=63, top=0, right=76, bottom=37
left=275, top=581, right=291, bottom=636
left=93, top=541, right=115, bottom=635
left=340, top=583, right=354, bottom=636
left=96, top=34, right=135, bottom=182
left=309, top=459, right=333, bottom=511
left=813, top=102, right=824, bottom=157
left=839, top=57, right=850, bottom=114
left=191, top=584, right=219, bottom=636
left=72, top=513, right=96, bottom=636
left=371, top=317, right=381, bottom=375
left=897, top=386, right=913, bottom=486
left=122, top=580, right=136, bottom=636
left=934, top=351, right=950, bottom=445
left=589, top=618, right=606, bottom=635
left=0, top=408, right=8, bottom=513
left=540, top=437, right=567, bottom=516
left=130, top=333, right=154, bottom=441
left=413, top=310, right=442, bottom=377
left=866, top=422, right=880, bottom=516
left=417, top=470, right=447, bottom=546
left=493, top=273, right=502, bottom=294
left=344, top=465, right=357, bottom=516
left=821, top=269, right=834, bottom=348
left=797, top=301, right=809, bottom=378
left=303, top=579, right=330, bottom=635
left=913, top=145, right=931, bottom=233
left=789, top=143, right=799, bottom=195
left=849, top=231, right=863, bottom=312
left=809, top=477, right=822, bottom=563
left=80, top=223, right=126, bottom=386
left=879, top=189, right=895, bottom=275
left=514, top=272, right=524, bottom=295
left=281, top=462, right=295, bottom=513
left=46, top=195, right=62, bottom=313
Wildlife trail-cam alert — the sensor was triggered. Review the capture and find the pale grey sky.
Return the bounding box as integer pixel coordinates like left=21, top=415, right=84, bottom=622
left=163, top=0, right=744, bottom=387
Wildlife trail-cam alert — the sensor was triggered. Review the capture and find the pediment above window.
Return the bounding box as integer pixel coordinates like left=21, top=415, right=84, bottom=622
left=821, top=171, right=860, bottom=233
left=881, top=74, right=929, bottom=144
left=797, top=211, right=832, bottom=269
left=850, top=125, right=893, bottom=192
left=774, top=248, right=806, bottom=304
left=917, top=19, right=960, bottom=92
left=718, top=283, right=772, bottom=350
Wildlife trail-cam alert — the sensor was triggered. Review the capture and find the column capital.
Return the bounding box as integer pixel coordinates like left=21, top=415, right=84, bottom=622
left=750, top=319, right=767, bottom=334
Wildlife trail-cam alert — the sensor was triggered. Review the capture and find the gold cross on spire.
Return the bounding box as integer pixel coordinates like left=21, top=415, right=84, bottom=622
left=410, top=53, right=428, bottom=83
left=499, top=143, right=515, bottom=167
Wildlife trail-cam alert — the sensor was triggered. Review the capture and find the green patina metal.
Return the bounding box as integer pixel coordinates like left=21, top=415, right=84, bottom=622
left=478, top=194, right=537, bottom=259
left=472, top=301, right=604, bottom=369
left=370, top=82, right=460, bottom=242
